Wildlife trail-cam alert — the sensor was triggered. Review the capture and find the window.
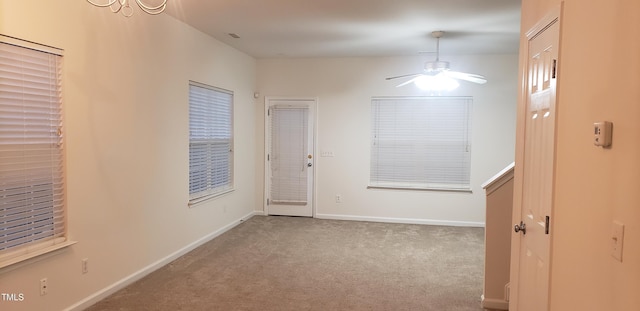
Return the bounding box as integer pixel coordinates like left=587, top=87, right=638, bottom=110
left=0, top=36, right=72, bottom=268
left=370, top=96, right=472, bottom=191
left=188, top=82, right=233, bottom=205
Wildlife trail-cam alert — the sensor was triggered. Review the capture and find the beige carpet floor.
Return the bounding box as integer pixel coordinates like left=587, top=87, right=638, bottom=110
left=86, top=216, right=485, bottom=311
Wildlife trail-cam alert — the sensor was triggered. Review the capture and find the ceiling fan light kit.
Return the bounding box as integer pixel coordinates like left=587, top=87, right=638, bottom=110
left=414, top=75, right=460, bottom=92
left=386, top=31, right=487, bottom=91
left=425, top=61, right=450, bottom=72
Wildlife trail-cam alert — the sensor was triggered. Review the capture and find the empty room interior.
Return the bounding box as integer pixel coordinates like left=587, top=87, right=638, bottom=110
left=1, top=0, right=639, bottom=310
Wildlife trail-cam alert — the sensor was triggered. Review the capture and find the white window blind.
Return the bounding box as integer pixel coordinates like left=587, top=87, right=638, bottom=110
left=370, top=96, right=472, bottom=191
left=0, top=37, right=69, bottom=266
left=269, top=106, right=309, bottom=205
left=188, top=82, right=233, bottom=204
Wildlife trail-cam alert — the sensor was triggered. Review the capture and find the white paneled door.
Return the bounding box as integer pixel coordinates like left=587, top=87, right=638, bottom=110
left=265, top=98, right=315, bottom=217
left=512, top=9, right=561, bottom=311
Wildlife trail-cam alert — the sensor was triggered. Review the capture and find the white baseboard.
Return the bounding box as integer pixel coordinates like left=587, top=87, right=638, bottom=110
left=481, top=295, right=509, bottom=310
left=315, top=213, right=485, bottom=227
left=64, top=211, right=259, bottom=311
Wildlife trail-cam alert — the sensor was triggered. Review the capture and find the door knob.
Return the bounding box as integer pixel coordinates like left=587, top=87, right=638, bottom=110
left=514, top=221, right=526, bottom=235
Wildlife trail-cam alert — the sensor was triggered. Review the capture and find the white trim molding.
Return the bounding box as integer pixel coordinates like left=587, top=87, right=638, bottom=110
left=316, top=213, right=484, bottom=227
left=64, top=211, right=259, bottom=311
left=481, top=295, right=509, bottom=310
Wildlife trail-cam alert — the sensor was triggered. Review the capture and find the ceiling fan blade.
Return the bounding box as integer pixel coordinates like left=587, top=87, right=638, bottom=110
left=385, top=73, right=422, bottom=81
left=444, top=71, right=488, bottom=84
left=395, top=76, right=422, bottom=88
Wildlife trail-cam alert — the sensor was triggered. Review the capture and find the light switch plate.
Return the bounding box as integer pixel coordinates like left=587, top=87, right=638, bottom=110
left=611, top=221, right=624, bottom=262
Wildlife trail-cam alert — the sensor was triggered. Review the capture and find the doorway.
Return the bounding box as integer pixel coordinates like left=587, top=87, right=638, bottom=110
left=510, top=6, right=561, bottom=311
left=264, top=98, right=316, bottom=217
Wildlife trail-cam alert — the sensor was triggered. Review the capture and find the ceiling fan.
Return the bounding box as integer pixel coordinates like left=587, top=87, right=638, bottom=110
left=386, top=31, right=487, bottom=90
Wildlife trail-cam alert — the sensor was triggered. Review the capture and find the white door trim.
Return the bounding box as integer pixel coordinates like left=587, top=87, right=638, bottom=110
left=263, top=96, right=318, bottom=217
left=510, top=4, right=563, bottom=310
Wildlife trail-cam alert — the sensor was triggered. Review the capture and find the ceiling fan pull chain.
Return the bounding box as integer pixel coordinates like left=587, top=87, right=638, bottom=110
left=435, top=36, right=440, bottom=62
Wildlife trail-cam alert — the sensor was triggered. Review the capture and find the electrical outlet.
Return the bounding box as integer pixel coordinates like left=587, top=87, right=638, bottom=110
left=40, top=278, right=48, bottom=296
left=335, top=194, right=342, bottom=203
left=82, top=258, right=89, bottom=274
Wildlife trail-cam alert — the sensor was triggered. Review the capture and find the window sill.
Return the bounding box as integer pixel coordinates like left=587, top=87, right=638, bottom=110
left=188, top=188, right=235, bottom=207
left=367, top=185, right=472, bottom=193
left=0, top=240, right=77, bottom=271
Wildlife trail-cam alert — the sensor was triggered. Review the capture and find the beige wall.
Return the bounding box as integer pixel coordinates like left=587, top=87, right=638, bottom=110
left=516, top=0, right=640, bottom=310
left=0, top=1, right=257, bottom=310
left=256, top=55, right=518, bottom=225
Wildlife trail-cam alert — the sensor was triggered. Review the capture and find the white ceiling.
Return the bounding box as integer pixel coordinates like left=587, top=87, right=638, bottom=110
left=165, top=0, right=521, bottom=59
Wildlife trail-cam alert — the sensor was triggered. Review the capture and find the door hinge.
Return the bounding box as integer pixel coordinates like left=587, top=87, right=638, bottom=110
left=267, top=198, right=270, bottom=206
left=268, top=108, right=270, bottom=116
left=545, top=216, right=550, bottom=234
left=267, top=154, right=270, bottom=161
left=552, top=59, right=557, bottom=79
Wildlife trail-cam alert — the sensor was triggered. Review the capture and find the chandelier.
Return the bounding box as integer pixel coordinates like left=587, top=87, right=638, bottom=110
left=86, top=0, right=167, bottom=17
